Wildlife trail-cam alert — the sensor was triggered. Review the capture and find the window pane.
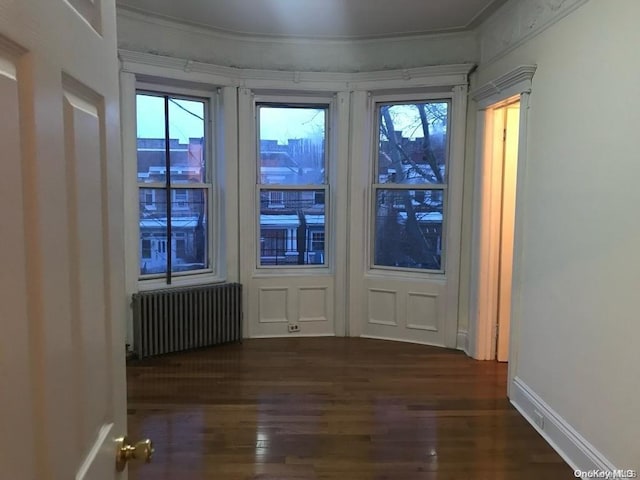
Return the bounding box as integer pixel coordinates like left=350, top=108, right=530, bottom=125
left=258, top=106, right=326, bottom=185
left=136, top=94, right=206, bottom=184
left=139, top=188, right=167, bottom=275
left=168, top=98, right=206, bottom=184
left=171, top=188, right=208, bottom=273
left=259, top=189, right=325, bottom=266
left=374, top=189, right=443, bottom=270
left=377, top=102, right=449, bottom=184
left=137, top=94, right=167, bottom=184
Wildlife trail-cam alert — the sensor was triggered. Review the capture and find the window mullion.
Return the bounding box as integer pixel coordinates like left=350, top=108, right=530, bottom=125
left=163, top=95, right=173, bottom=283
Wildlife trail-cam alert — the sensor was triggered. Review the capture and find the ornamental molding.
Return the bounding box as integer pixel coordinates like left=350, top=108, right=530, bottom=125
left=471, top=65, right=536, bottom=106
left=479, top=0, right=590, bottom=64
left=119, top=49, right=475, bottom=91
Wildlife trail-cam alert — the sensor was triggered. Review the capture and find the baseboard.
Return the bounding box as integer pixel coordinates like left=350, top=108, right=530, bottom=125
left=360, top=334, right=446, bottom=348
left=456, top=329, right=469, bottom=355
left=510, top=376, right=616, bottom=473
left=249, top=333, right=336, bottom=339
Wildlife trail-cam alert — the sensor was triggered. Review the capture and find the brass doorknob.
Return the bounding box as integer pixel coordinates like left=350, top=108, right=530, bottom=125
left=115, top=436, right=154, bottom=472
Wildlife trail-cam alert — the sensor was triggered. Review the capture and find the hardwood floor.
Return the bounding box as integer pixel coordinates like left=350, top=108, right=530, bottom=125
left=126, top=337, right=573, bottom=479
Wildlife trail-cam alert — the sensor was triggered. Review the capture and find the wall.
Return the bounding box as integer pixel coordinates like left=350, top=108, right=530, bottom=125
left=116, top=8, right=479, bottom=73
left=475, top=0, right=639, bottom=470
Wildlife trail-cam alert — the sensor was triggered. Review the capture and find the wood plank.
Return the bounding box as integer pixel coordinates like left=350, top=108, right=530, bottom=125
left=127, top=338, right=573, bottom=479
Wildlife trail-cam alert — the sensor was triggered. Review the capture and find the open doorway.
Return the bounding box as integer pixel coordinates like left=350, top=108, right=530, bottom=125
left=492, top=99, right=520, bottom=362
left=469, top=65, right=535, bottom=398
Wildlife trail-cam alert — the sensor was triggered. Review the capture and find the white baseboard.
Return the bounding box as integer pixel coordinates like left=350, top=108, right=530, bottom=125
left=360, top=334, right=445, bottom=348
left=456, top=329, right=469, bottom=354
left=510, top=376, right=616, bottom=473
left=248, top=333, right=335, bottom=339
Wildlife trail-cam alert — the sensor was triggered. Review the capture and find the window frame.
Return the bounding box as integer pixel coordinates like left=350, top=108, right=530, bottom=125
left=254, top=98, right=332, bottom=272
left=369, top=93, right=452, bottom=275
left=135, top=84, right=218, bottom=286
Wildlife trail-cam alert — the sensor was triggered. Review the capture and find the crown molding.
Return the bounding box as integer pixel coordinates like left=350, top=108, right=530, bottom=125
left=471, top=65, right=536, bottom=106
left=479, top=0, right=590, bottom=65
left=119, top=49, right=475, bottom=91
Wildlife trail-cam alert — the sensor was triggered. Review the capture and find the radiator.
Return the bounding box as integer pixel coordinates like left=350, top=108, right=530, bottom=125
left=132, top=283, right=243, bottom=359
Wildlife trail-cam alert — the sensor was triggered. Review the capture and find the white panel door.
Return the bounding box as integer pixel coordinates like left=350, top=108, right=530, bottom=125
left=0, top=1, right=128, bottom=479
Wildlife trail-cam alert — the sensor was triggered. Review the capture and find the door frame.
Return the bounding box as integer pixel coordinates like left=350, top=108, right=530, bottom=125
left=468, top=65, right=536, bottom=393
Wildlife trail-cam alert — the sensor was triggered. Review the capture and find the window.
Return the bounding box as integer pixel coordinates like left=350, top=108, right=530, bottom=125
left=310, top=232, right=325, bottom=252
left=257, top=104, right=328, bottom=267
left=143, top=190, right=155, bottom=209
left=372, top=100, right=449, bottom=271
left=141, top=238, right=151, bottom=259
left=268, top=190, right=284, bottom=208
left=136, top=92, right=211, bottom=281
left=173, top=189, right=188, bottom=209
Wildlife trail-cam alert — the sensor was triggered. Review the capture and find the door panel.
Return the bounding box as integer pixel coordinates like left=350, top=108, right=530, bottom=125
left=0, top=1, right=125, bottom=478
left=0, top=48, right=36, bottom=480
left=364, top=276, right=446, bottom=344
left=250, top=277, right=335, bottom=336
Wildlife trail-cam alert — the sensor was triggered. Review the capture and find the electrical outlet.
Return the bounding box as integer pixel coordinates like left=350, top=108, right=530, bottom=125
left=533, top=410, right=545, bottom=430
left=288, top=324, right=300, bottom=333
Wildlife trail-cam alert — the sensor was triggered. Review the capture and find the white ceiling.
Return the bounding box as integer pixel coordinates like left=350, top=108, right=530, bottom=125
left=116, top=0, right=508, bottom=40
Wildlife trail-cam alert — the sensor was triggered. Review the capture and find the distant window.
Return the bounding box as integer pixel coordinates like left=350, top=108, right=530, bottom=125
left=311, top=231, right=325, bottom=252
left=373, top=100, right=449, bottom=271
left=257, top=104, right=328, bottom=267
left=175, top=237, right=186, bottom=259
left=144, top=190, right=155, bottom=209
left=141, top=239, right=151, bottom=259
left=268, top=190, right=284, bottom=207
left=173, top=189, right=188, bottom=209
left=136, top=92, right=211, bottom=281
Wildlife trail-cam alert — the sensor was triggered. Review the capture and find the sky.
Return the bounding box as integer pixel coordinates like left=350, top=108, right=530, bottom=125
left=137, top=94, right=205, bottom=144
left=136, top=95, right=326, bottom=145
left=136, top=94, right=447, bottom=144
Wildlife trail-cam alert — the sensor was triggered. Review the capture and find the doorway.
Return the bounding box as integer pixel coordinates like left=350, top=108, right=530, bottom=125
left=471, top=95, right=522, bottom=363
left=492, top=100, right=520, bottom=362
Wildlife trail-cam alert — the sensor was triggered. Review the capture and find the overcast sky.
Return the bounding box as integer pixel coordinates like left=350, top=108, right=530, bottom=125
left=136, top=94, right=446, bottom=144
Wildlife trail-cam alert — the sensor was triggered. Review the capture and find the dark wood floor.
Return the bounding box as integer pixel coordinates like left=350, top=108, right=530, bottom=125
left=126, top=337, right=573, bottom=479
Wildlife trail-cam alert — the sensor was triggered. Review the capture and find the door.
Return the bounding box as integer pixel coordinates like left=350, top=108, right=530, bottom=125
left=0, top=1, right=129, bottom=479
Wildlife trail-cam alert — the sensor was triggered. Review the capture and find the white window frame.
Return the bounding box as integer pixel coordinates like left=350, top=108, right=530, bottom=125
left=134, top=84, right=218, bottom=287
left=254, top=97, right=333, bottom=272
left=369, top=93, right=452, bottom=276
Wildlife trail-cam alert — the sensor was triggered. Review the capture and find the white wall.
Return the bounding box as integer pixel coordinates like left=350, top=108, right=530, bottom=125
left=116, top=8, right=479, bottom=73
left=475, top=0, right=640, bottom=470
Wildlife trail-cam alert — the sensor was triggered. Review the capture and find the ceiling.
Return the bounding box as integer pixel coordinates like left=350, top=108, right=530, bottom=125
left=116, top=0, right=508, bottom=40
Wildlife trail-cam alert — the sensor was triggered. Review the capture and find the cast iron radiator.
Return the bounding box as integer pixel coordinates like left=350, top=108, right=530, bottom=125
left=132, top=283, right=243, bottom=359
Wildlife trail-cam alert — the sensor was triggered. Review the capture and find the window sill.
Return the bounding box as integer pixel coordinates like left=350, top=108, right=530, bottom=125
left=137, top=271, right=226, bottom=291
